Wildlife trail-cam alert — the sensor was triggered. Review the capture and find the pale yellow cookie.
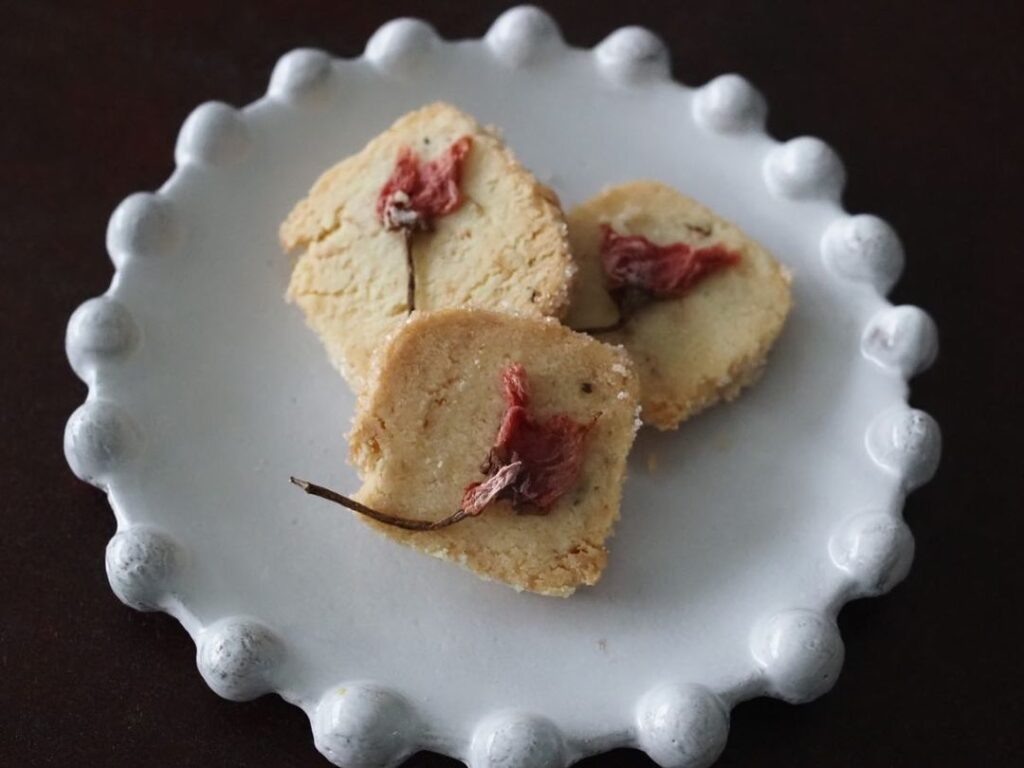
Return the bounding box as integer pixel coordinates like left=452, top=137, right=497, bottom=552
left=281, top=102, right=574, bottom=391
left=566, top=181, right=792, bottom=430
left=347, top=308, right=640, bottom=597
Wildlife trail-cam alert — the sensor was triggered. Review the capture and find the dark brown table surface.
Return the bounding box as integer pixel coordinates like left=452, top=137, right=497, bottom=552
left=3, top=1, right=1022, bottom=766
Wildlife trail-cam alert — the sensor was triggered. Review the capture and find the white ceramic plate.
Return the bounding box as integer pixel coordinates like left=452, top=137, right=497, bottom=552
left=64, top=7, right=941, bottom=768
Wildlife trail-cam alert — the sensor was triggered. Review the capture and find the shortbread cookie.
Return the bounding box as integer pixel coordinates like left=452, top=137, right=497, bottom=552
left=347, top=308, right=640, bottom=597
left=281, top=102, right=574, bottom=390
left=566, top=181, right=792, bottom=430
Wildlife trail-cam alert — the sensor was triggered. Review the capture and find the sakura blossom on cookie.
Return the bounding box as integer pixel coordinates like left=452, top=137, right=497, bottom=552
left=581, top=223, right=742, bottom=333
left=462, top=364, right=596, bottom=515
left=377, top=136, right=472, bottom=232
left=280, top=102, right=573, bottom=391
left=566, top=181, right=792, bottom=429
left=375, top=135, right=473, bottom=311
left=294, top=362, right=596, bottom=533
left=343, top=308, right=640, bottom=596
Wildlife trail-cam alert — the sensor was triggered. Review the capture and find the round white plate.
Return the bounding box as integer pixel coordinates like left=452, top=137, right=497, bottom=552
left=64, top=7, right=940, bottom=768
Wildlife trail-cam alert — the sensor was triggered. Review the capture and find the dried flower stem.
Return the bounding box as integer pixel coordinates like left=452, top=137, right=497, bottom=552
left=290, top=476, right=471, bottom=531
left=403, top=229, right=415, bottom=313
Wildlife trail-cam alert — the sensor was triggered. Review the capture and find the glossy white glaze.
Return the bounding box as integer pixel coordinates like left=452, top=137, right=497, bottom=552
left=594, top=26, right=670, bottom=83
left=105, top=191, right=180, bottom=266
left=821, top=214, right=905, bottom=293
left=66, top=296, right=137, bottom=380
left=750, top=610, right=844, bottom=704
left=862, top=305, right=939, bottom=377
left=486, top=6, right=563, bottom=68
left=469, top=712, right=567, bottom=768
left=365, top=18, right=439, bottom=77
left=197, top=618, right=282, bottom=702
left=105, top=526, right=180, bottom=611
left=64, top=400, right=139, bottom=487
left=763, top=136, right=846, bottom=200
left=175, top=101, right=250, bottom=166
left=65, top=6, right=940, bottom=765
left=635, top=684, right=729, bottom=768
left=829, top=511, right=915, bottom=598
left=692, top=74, right=767, bottom=134
left=268, top=48, right=332, bottom=101
left=312, top=683, right=419, bottom=768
